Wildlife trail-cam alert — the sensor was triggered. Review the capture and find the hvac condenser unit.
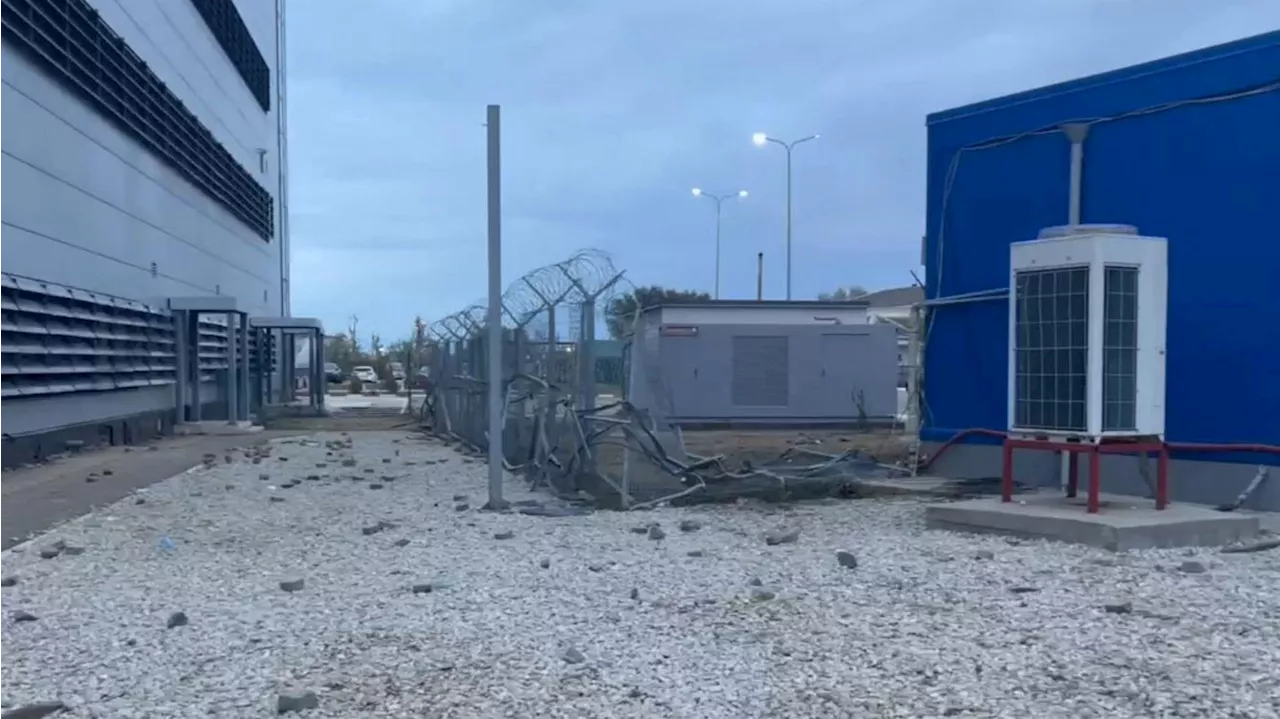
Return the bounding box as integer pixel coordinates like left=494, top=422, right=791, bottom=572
left=1007, top=225, right=1168, bottom=439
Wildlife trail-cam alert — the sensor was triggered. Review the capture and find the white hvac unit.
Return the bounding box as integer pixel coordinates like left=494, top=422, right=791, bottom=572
left=1007, top=225, right=1168, bottom=439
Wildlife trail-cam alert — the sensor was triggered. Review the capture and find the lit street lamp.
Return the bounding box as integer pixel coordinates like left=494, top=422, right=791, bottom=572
left=752, top=132, right=819, bottom=301
left=691, top=187, right=749, bottom=300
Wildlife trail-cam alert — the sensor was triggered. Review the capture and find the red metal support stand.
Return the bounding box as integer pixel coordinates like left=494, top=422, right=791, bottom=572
left=1001, top=436, right=1168, bottom=514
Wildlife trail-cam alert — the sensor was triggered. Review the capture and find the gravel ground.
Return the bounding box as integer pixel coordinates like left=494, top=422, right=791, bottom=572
left=3, top=430, right=1279, bottom=719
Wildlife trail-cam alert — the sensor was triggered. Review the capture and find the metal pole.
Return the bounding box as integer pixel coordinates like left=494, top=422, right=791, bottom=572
left=756, top=252, right=764, bottom=301
left=484, top=104, right=507, bottom=510
left=225, top=312, right=238, bottom=424
left=714, top=198, right=723, bottom=300
left=785, top=145, right=793, bottom=301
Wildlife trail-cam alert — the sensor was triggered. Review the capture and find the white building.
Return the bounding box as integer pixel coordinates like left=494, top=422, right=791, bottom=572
left=1, top=0, right=290, bottom=453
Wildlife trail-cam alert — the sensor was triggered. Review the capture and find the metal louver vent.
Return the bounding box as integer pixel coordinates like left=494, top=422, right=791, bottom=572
left=731, top=335, right=789, bottom=407
left=1, top=274, right=176, bottom=398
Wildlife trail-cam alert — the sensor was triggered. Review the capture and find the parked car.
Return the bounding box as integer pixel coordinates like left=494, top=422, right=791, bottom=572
left=324, top=362, right=344, bottom=384
left=352, top=365, right=378, bottom=384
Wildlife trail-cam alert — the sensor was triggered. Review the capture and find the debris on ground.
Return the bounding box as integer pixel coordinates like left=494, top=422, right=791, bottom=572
left=1, top=430, right=1278, bottom=718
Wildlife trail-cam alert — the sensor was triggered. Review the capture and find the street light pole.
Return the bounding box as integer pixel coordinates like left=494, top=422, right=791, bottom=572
left=691, top=188, right=748, bottom=300
left=752, top=132, right=819, bottom=301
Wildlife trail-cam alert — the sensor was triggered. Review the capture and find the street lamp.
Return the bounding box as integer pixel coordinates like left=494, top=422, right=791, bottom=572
left=752, top=132, right=819, bottom=300
left=691, top=187, right=749, bottom=300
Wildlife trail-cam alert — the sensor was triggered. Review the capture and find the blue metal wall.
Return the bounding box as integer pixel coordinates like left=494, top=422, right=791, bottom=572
left=922, top=31, right=1280, bottom=461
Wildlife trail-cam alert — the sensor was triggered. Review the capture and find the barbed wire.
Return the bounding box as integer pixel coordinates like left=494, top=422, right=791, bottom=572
left=429, top=249, right=624, bottom=339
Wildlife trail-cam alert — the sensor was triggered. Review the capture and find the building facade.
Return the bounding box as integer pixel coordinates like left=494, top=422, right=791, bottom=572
left=921, top=32, right=1280, bottom=509
left=1, top=0, right=290, bottom=457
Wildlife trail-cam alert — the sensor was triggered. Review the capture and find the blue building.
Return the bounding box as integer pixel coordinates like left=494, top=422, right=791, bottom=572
left=921, top=31, right=1280, bottom=509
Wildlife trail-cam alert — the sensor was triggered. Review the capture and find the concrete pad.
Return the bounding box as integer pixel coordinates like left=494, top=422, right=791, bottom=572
left=926, top=491, right=1261, bottom=551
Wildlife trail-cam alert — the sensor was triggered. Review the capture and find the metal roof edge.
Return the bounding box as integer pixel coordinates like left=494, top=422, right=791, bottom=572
left=642, top=300, right=871, bottom=313
left=925, top=30, right=1280, bottom=127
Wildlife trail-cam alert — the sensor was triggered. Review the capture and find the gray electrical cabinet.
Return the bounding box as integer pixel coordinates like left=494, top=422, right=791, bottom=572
left=627, top=303, right=899, bottom=426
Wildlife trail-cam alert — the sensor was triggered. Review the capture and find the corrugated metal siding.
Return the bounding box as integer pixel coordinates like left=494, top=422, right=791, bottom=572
left=922, top=31, right=1280, bottom=460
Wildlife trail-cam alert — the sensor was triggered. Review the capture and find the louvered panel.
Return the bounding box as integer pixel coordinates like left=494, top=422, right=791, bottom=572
left=730, top=335, right=789, bottom=407
left=1, top=274, right=177, bottom=398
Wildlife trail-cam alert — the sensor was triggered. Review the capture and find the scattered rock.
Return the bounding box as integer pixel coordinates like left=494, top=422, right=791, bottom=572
left=588, top=563, right=606, bottom=573
left=748, top=577, right=763, bottom=587
left=304, top=474, right=321, bottom=481
left=135, top=498, right=147, bottom=505
left=166, top=611, right=188, bottom=629
left=341, top=458, right=358, bottom=467
left=539, top=558, right=551, bottom=569
left=259, top=473, right=271, bottom=481
left=1, top=700, right=67, bottom=719
left=315, top=463, right=327, bottom=468
left=750, top=588, right=777, bottom=602
left=362, top=523, right=389, bottom=536
left=38, top=548, right=61, bottom=560
left=647, top=525, right=666, bottom=541
left=279, top=579, right=305, bottom=593
left=382, top=458, right=392, bottom=464
left=629, top=526, right=650, bottom=535
left=85, top=474, right=98, bottom=483
left=1, top=577, right=16, bottom=587
left=562, top=647, right=586, bottom=664
left=765, top=528, right=800, bottom=546
left=453, top=494, right=469, bottom=502
left=276, top=691, right=319, bottom=714
left=835, top=550, right=858, bottom=569
left=11, top=611, right=37, bottom=623
left=61, top=546, right=85, bottom=557
left=369, top=483, right=385, bottom=490
left=269, top=496, right=286, bottom=504
left=493, top=531, right=515, bottom=540
left=393, top=538, right=410, bottom=548
left=629, top=588, right=640, bottom=600
left=102, top=469, right=113, bottom=476
left=1103, top=601, right=1133, bottom=614
left=1178, top=560, right=1207, bottom=574
left=678, top=519, right=702, bottom=533
left=1009, top=586, right=1040, bottom=594
left=686, top=550, right=705, bottom=558
left=974, top=550, right=996, bottom=560
left=411, top=583, right=434, bottom=594
left=454, top=503, right=469, bottom=512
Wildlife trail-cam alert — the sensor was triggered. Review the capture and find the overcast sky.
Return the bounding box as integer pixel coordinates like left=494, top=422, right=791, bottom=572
left=285, top=0, right=1276, bottom=341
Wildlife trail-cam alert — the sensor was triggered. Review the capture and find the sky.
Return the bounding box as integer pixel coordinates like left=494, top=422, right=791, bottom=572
left=285, top=0, right=1278, bottom=341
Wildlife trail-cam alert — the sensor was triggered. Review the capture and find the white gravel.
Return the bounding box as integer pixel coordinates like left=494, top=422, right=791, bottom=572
left=3, top=430, right=1280, bottom=718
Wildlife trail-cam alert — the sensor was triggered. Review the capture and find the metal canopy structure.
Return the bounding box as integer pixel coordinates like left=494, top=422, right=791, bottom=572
left=249, top=316, right=325, bottom=413
left=168, top=296, right=249, bottom=424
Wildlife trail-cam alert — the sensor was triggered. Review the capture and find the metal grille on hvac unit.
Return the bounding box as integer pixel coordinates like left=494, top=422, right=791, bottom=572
left=1008, top=225, right=1168, bottom=438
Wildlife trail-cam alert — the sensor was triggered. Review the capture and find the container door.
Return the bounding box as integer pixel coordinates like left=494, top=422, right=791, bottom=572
left=820, top=333, right=869, bottom=418
left=661, top=336, right=704, bottom=419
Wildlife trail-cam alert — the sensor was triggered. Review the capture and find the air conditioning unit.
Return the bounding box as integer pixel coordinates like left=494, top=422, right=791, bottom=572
left=1007, top=224, right=1168, bottom=439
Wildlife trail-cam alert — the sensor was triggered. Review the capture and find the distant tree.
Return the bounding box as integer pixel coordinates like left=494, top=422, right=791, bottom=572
left=347, top=315, right=361, bottom=353
left=605, top=286, right=711, bottom=339
left=818, top=285, right=868, bottom=301
left=324, top=334, right=357, bottom=369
